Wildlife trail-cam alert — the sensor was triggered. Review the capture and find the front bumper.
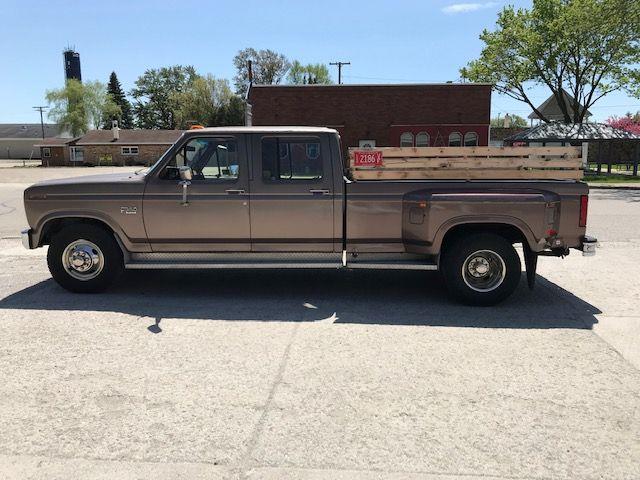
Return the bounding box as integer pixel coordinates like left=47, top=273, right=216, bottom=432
left=581, top=235, right=597, bottom=257
left=21, top=228, right=33, bottom=249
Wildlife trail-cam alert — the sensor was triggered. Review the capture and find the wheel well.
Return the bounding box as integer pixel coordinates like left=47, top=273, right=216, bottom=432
left=39, top=217, right=114, bottom=246
left=441, top=223, right=527, bottom=254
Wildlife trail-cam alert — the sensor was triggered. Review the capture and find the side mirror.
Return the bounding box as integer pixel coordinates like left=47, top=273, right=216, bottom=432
left=178, top=166, right=192, bottom=181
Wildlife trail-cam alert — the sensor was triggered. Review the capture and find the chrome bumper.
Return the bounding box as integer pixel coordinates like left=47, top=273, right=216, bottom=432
left=21, top=228, right=33, bottom=249
left=581, top=235, right=597, bottom=257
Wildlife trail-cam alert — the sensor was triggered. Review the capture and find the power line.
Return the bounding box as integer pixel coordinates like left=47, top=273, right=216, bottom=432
left=32, top=106, right=48, bottom=139
left=329, top=61, right=351, bottom=84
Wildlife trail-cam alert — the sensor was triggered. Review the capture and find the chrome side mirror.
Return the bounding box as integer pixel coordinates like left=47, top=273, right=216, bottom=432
left=179, top=166, right=193, bottom=181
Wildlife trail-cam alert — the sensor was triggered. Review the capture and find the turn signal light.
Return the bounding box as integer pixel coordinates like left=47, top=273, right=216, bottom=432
left=579, top=195, right=588, bottom=227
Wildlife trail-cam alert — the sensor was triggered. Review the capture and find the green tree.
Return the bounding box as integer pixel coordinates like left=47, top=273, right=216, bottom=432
left=213, top=95, right=245, bottom=126
left=46, top=79, right=119, bottom=136
left=131, top=65, right=198, bottom=129
left=490, top=114, right=529, bottom=128
left=287, top=61, right=332, bottom=85
left=233, top=48, right=290, bottom=96
left=103, top=72, right=134, bottom=129
left=461, top=0, right=640, bottom=123
left=173, top=75, right=239, bottom=128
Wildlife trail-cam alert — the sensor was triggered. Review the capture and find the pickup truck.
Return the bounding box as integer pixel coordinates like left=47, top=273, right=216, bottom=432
left=21, top=126, right=597, bottom=305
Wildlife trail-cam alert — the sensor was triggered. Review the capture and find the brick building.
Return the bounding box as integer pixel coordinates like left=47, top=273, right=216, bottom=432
left=36, top=129, right=184, bottom=166
left=247, top=84, right=492, bottom=151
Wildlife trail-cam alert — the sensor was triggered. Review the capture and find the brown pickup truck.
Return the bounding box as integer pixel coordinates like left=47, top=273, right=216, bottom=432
left=22, top=126, right=596, bottom=305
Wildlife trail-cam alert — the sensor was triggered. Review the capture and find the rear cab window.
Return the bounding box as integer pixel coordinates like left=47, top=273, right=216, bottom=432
left=261, top=137, right=323, bottom=182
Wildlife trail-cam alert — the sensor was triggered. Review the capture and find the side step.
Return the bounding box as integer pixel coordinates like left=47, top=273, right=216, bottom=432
left=124, top=252, right=438, bottom=271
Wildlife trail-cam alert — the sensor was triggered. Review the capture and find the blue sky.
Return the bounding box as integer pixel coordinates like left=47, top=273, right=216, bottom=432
left=1, top=0, right=638, bottom=124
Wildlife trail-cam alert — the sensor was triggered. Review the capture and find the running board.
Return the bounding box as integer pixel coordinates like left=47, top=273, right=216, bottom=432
left=125, top=252, right=438, bottom=271
left=126, top=262, right=342, bottom=270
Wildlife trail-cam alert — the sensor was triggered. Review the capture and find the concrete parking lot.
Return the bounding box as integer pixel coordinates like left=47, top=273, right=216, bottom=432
left=0, top=168, right=639, bottom=479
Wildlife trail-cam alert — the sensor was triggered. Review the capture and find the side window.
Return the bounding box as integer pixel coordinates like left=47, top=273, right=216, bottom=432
left=415, top=132, right=430, bottom=147
left=448, top=132, right=462, bottom=147
left=464, top=132, right=478, bottom=146
left=164, top=137, right=239, bottom=180
left=400, top=132, right=414, bottom=147
left=262, top=137, right=322, bottom=181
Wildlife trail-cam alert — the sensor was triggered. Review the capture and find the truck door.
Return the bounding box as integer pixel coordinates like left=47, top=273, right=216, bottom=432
left=249, top=134, right=335, bottom=252
left=142, top=134, right=251, bottom=252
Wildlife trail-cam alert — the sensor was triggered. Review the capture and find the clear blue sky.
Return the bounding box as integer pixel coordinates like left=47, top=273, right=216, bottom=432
left=2, top=0, right=638, bottom=124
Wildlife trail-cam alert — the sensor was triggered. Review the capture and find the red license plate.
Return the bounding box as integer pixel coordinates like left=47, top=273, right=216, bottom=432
left=353, top=150, right=383, bottom=167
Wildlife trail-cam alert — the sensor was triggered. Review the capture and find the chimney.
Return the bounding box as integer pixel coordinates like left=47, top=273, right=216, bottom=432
left=503, top=114, right=512, bottom=128
left=111, top=120, right=120, bottom=141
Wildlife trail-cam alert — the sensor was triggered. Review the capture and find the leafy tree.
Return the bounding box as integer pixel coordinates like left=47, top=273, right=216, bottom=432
left=103, top=72, right=134, bottom=129
left=233, top=48, right=290, bottom=96
left=173, top=75, right=240, bottom=128
left=490, top=114, right=529, bottom=128
left=131, top=65, right=198, bottom=129
left=213, top=95, right=245, bottom=126
left=287, top=61, right=333, bottom=85
left=46, top=79, right=119, bottom=136
left=461, top=0, right=640, bottom=123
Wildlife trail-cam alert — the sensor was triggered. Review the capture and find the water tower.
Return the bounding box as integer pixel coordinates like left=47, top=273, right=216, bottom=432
left=63, top=48, right=82, bottom=82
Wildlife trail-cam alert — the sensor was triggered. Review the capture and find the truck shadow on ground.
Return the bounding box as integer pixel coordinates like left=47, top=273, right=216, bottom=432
left=0, top=269, right=600, bottom=330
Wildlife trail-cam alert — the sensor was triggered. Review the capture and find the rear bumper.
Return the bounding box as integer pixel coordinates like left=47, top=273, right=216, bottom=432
left=21, top=228, right=33, bottom=249
left=581, top=235, right=597, bottom=257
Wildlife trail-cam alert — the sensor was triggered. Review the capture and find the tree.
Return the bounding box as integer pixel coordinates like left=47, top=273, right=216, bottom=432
left=213, top=95, right=245, bottom=126
left=461, top=0, right=640, bottom=123
left=131, top=65, right=198, bottom=129
left=233, top=48, right=290, bottom=96
left=103, top=72, right=134, bottom=129
left=287, top=61, right=332, bottom=85
left=490, top=114, right=529, bottom=128
left=46, top=79, right=118, bottom=136
left=607, top=112, right=640, bottom=135
left=173, top=74, right=240, bottom=128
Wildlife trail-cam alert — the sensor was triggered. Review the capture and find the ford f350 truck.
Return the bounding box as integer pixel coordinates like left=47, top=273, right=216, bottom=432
left=21, top=127, right=596, bottom=305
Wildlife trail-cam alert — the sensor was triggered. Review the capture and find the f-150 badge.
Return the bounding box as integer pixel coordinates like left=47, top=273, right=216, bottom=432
left=120, top=206, right=137, bottom=215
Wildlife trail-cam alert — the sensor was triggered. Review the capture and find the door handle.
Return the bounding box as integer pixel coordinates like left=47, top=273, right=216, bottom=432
left=309, top=189, right=331, bottom=195
left=225, top=189, right=246, bottom=195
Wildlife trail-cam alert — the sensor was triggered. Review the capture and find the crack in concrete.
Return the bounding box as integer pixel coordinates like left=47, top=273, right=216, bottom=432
left=237, top=321, right=301, bottom=480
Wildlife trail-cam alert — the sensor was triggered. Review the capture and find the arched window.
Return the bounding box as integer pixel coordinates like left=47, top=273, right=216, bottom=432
left=464, top=132, right=478, bottom=146
left=400, top=132, right=414, bottom=147
left=448, top=132, right=462, bottom=147
left=415, top=132, right=430, bottom=147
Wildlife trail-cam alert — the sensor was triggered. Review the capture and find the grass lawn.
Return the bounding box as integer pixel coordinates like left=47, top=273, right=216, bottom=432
left=584, top=173, right=640, bottom=183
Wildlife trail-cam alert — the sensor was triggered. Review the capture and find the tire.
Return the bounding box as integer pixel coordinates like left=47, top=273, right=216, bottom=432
left=441, top=233, right=521, bottom=306
left=47, top=223, right=124, bottom=293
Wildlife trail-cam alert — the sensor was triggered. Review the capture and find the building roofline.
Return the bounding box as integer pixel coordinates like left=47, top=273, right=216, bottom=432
left=249, top=82, right=493, bottom=88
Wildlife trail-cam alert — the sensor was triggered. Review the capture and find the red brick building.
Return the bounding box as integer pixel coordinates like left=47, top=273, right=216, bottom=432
left=247, top=83, right=492, bottom=150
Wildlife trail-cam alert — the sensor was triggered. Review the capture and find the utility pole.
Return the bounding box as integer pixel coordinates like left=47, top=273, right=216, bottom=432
left=330, top=61, right=351, bottom=84
left=33, top=106, right=48, bottom=138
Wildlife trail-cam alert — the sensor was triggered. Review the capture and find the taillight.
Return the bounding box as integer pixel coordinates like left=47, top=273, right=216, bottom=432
left=579, top=195, right=588, bottom=227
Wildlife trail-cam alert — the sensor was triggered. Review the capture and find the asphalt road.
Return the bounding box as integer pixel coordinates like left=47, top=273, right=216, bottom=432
left=0, top=168, right=639, bottom=479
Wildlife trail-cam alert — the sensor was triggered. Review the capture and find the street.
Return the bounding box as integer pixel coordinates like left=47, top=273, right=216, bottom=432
left=0, top=168, right=639, bottom=479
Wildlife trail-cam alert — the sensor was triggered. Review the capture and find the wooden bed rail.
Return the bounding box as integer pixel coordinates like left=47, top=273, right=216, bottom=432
left=347, top=146, right=584, bottom=180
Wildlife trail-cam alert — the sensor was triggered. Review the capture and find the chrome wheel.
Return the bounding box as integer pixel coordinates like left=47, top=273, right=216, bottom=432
left=462, top=249, right=506, bottom=292
left=62, top=239, right=104, bottom=281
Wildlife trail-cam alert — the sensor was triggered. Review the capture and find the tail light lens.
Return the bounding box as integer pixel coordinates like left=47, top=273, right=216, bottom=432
left=579, top=195, right=588, bottom=227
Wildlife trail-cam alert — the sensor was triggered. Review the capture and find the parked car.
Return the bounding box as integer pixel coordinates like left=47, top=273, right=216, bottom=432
left=21, top=127, right=596, bottom=305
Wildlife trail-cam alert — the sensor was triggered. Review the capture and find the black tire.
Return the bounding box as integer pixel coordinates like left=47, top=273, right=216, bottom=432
left=441, top=233, right=521, bottom=306
left=47, top=224, right=124, bottom=293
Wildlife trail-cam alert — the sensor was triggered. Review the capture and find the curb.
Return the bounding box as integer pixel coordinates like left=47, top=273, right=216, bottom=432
left=587, top=184, right=640, bottom=191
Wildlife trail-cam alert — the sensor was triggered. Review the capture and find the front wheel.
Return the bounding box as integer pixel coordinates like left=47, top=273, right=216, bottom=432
left=47, top=224, right=124, bottom=293
left=441, top=233, right=521, bottom=306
